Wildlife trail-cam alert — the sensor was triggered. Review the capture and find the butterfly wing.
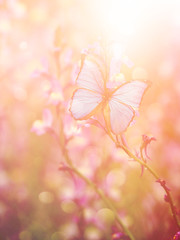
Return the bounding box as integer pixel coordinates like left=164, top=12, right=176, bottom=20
left=112, top=80, right=149, bottom=108
left=70, top=88, right=103, bottom=120
left=76, top=55, right=105, bottom=94
left=108, top=99, right=135, bottom=134
left=108, top=80, right=149, bottom=134
left=70, top=54, right=105, bottom=120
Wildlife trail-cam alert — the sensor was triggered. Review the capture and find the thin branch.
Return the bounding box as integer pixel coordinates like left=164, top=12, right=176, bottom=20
left=116, top=142, right=180, bottom=230
left=64, top=153, right=135, bottom=240
left=56, top=116, right=135, bottom=240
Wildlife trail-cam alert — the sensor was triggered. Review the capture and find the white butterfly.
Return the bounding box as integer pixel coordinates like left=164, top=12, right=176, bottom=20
left=70, top=53, right=149, bottom=135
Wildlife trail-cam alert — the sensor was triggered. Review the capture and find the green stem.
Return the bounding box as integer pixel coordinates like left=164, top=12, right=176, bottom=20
left=57, top=118, right=135, bottom=240
left=120, top=144, right=159, bottom=180
left=117, top=143, right=180, bottom=230
left=54, top=48, right=135, bottom=237
left=68, top=162, right=135, bottom=240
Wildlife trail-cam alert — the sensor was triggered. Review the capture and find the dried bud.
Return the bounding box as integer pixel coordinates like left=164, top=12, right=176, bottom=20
left=141, top=134, right=156, bottom=160
left=156, top=179, right=170, bottom=191
left=164, top=194, right=170, bottom=202
left=58, top=163, right=71, bottom=172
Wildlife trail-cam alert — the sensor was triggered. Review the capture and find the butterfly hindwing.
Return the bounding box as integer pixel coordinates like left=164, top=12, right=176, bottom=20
left=108, top=80, right=148, bottom=134
left=108, top=99, right=135, bottom=134
left=70, top=88, right=103, bottom=120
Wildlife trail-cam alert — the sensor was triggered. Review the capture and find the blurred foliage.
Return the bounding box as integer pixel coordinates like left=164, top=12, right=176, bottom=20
left=0, top=0, right=180, bottom=240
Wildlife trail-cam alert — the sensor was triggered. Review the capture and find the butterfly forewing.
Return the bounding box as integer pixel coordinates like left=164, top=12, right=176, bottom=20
left=112, top=80, right=148, bottom=108
left=70, top=88, right=103, bottom=120
left=76, top=56, right=105, bottom=94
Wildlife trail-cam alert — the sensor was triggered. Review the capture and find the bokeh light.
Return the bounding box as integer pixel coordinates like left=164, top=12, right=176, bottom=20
left=0, top=0, right=180, bottom=239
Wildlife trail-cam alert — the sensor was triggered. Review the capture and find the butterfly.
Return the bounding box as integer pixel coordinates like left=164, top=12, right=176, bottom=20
left=70, top=52, right=149, bottom=136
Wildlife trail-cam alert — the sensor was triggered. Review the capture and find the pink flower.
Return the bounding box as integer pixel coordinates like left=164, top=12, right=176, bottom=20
left=47, top=89, right=64, bottom=105
left=112, top=232, right=130, bottom=240
left=31, top=109, right=53, bottom=135
left=31, top=58, right=50, bottom=79
left=41, top=76, right=64, bottom=106
left=63, top=114, right=82, bottom=139
left=173, top=231, right=180, bottom=240
left=32, top=58, right=64, bottom=106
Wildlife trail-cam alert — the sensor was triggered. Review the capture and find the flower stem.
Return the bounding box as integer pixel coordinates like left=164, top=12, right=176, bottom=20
left=117, top=143, right=180, bottom=230
left=64, top=154, right=135, bottom=240
left=57, top=118, right=135, bottom=240
left=53, top=40, right=135, bottom=239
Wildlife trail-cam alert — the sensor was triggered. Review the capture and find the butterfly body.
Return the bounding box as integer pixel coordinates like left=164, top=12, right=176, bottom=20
left=102, top=87, right=113, bottom=102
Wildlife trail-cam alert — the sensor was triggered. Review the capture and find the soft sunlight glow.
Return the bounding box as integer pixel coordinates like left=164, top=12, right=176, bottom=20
left=2, top=0, right=180, bottom=239
left=101, top=0, right=142, bottom=38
